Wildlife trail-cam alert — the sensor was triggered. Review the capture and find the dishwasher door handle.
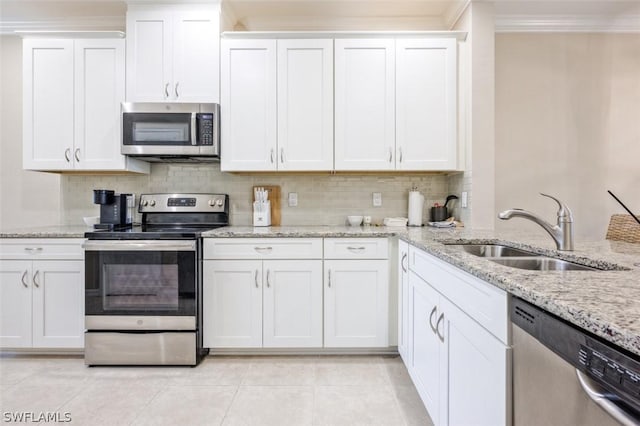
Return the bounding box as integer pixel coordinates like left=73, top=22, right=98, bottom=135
left=576, top=369, right=639, bottom=426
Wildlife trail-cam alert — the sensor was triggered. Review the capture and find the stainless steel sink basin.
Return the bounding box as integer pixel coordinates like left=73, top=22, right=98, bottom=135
left=490, top=257, right=600, bottom=271
left=452, top=244, right=539, bottom=258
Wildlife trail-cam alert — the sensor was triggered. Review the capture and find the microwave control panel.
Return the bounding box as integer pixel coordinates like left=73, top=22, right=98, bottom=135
left=197, top=113, right=214, bottom=146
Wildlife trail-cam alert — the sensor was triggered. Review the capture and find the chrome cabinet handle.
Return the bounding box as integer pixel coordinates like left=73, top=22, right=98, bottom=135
left=429, top=306, right=438, bottom=334
left=254, top=246, right=273, bottom=253
left=576, top=370, right=638, bottom=426
left=33, top=270, right=40, bottom=288
left=388, top=147, right=393, bottom=163
left=347, top=246, right=366, bottom=252
left=270, top=148, right=274, bottom=164
left=175, top=82, right=179, bottom=98
left=21, top=271, right=28, bottom=288
left=164, top=83, right=170, bottom=98
left=266, top=270, right=271, bottom=288
left=24, top=247, right=43, bottom=253
left=399, top=147, right=403, bottom=163
left=401, top=253, right=408, bottom=273
left=64, top=148, right=71, bottom=162
left=74, top=148, right=80, bottom=162
left=254, top=270, right=259, bottom=288
left=436, top=313, right=445, bottom=342
left=328, top=270, right=331, bottom=288
left=280, top=148, right=284, bottom=164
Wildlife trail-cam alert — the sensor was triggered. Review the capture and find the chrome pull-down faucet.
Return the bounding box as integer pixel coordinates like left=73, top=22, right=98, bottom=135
left=498, top=193, right=574, bottom=251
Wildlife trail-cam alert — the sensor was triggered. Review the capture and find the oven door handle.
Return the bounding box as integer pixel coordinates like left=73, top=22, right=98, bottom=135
left=82, top=240, right=197, bottom=252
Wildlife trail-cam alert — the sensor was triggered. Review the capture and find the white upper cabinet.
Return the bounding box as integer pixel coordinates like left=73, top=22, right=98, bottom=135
left=334, top=39, right=396, bottom=171
left=23, top=38, right=149, bottom=173
left=126, top=5, right=220, bottom=103
left=396, top=38, right=457, bottom=171
left=221, top=38, right=334, bottom=172
left=277, top=39, right=334, bottom=171
left=221, top=39, right=277, bottom=171
left=23, top=39, right=74, bottom=171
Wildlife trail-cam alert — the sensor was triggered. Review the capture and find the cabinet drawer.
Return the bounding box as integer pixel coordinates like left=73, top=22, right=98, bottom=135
left=324, top=238, right=388, bottom=259
left=204, top=238, right=322, bottom=259
left=0, top=239, right=85, bottom=260
left=409, top=246, right=508, bottom=344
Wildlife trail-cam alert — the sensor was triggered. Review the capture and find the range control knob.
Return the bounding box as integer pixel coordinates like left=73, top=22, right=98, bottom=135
left=208, top=199, right=215, bottom=207
left=141, top=200, right=149, bottom=207
left=216, top=199, right=224, bottom=207
left=149, top=200, right=156, bottom=207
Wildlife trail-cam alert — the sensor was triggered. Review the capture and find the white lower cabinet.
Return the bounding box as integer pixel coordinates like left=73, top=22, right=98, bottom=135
left=404, top=245, right=510, bottom=426
left=0, top=242, right=84, bottom=349
left=203, top=259, right=322, bottom=348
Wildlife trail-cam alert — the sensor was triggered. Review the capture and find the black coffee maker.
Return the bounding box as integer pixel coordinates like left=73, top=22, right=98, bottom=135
left=93, top=189, right=134, bottom=230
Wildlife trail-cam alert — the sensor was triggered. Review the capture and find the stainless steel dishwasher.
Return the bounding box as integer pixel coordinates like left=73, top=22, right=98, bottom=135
left=511, top=297, right=640, bottom=426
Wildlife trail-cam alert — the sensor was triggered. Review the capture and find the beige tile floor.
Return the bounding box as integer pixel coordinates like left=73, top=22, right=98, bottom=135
left=0, top=354, right=433, bottom=426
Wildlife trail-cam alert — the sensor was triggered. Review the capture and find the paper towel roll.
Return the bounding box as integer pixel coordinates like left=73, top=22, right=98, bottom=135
left=408, top=191, right=424, bottom=226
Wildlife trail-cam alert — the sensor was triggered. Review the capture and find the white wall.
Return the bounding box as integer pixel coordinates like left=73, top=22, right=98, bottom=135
left=495, top=33, right=640, bottom=241
left=0, top=36, right=61, bottom=229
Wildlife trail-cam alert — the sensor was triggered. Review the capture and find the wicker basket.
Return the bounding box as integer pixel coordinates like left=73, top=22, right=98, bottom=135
left=606, top=214, right=640, bottom=244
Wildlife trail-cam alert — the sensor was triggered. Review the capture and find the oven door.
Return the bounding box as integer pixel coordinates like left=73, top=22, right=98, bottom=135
left=122, top=111, right=198, bottom=156
left=84, top=240, right=197, bottom=330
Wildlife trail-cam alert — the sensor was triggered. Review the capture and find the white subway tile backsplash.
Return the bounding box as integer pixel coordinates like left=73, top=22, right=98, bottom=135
left=61, top=163, right=467, bottom=226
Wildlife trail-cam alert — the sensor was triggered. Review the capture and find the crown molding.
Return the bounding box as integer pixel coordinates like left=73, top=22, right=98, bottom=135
left=0, top=17, right=125, bottom=36
left=495, top=14, right=640, bottom=33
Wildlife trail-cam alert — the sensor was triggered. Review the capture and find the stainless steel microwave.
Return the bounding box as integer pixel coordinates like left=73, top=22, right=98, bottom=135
left=121, top=102, right=219, bottom=161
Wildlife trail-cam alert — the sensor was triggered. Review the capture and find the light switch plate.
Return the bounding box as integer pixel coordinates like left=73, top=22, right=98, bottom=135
left=288, top=192, right=298, bottom=207
left=461, top=191, right=468, bottom=208
left=373, top=192, right=382, bottom=207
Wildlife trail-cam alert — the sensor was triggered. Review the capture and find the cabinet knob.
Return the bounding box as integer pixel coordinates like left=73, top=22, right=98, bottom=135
left=175, top=82, right=180, bottom=98
left=74, top=148, right=80, bottom=162
left=164, top=83, right=170, bottom=99
left=33, top=270, right=40, bottom=288
left=21, top=270, right=28, bottom=288
left=429, top=306, right=438, bottom=334
left=64, top=148, right=71, bottom=163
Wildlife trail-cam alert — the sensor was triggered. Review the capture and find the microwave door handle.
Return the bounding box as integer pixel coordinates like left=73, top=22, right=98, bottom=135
left=191, top=113, right=197, bottom=146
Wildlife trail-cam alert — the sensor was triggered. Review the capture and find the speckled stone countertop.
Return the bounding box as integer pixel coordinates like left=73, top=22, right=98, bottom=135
left=205, top=225, right=640, bottom=356
left=3, top=224, right=640, bottom=356
left=0, top=225, right=88, bottom=238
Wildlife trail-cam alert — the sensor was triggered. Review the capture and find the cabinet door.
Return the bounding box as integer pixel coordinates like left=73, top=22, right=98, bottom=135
left=396, top=39, right=457, bottom=171
left=409, top=271, right=442, bottom=425
left=334, top=39, right=395, bottom=171
left=324, top=259, right=389, bottom=347
left=74, top=39, right=126, bottom=170
left=397, top=240, right=410, bottom=361
left=31, top=260, right=84, bottom=348
left=221, top=39, right=277, bottom=171
left=443, top=296, right=510, bottom=426
left=277, top=39, right=333, bottom=171
left=23, top=39, right=74, bottom=170
left=126, top=11, right=173, bottom=101
left=0, top=261, right=32, bottom=348
left=263, top=260, right=322, bottom=348
left=203, top=260, right=263, bottom=348
left=172, top=10, right=219, bottom=103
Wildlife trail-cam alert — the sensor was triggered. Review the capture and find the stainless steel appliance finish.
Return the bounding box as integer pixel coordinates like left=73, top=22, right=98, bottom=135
left=512, top=297, right=640, bottom=426
left=84, top=193, right=229, bottom=366
left=121, top=102, right=219, bottom=161
left=84, top=332, right=196, bottom=366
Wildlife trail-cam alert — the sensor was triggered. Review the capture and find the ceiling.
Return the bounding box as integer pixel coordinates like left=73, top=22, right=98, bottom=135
left=0, top=0, right=639, bottom=34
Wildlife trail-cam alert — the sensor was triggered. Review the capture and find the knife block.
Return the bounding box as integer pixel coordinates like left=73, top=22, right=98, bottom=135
left=252, top=185, right=281, bottom=226
left=253, top=201, right=271, bottom=227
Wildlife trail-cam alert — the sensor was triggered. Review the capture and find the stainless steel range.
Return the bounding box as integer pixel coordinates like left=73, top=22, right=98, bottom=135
left=83, top=193, right=229, bottom=366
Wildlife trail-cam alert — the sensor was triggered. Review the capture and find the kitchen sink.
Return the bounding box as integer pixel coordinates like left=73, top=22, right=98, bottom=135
left=489, top=257, right=600, bottom=271
left=453, top=244, right=539, bottom=258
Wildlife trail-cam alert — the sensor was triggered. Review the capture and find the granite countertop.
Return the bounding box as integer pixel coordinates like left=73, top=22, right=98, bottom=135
left=0, top=225, right=88, bottom=238
left=3, top=223, right=640, bottom=356
left=206, top=225, right=640, bottom=356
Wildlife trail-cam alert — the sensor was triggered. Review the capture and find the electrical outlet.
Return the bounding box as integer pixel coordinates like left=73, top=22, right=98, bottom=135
left=288, top=192, right=298, bottom=207
left=373, top=192, right=382, bottom=207
left=461, top=191, right=468, bottom=208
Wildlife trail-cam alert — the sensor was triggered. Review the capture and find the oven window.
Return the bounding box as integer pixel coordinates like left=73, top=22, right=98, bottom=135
left=133, top=122, right=189, bottom=142
left=103, top=264, right=179, bottom=311
left=85, top=250, right=196, bottom=316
